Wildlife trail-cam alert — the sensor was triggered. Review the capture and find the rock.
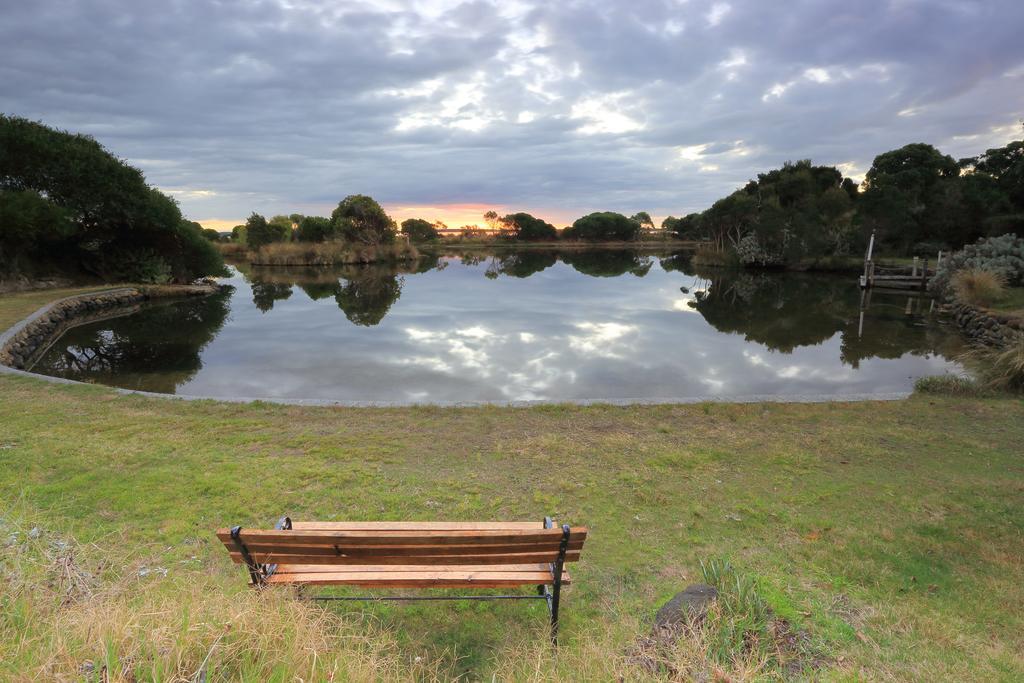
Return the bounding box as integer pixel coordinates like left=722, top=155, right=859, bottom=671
left=654, top=583, right=718, bottom=630
left=28, top=526, right=41, bottom=539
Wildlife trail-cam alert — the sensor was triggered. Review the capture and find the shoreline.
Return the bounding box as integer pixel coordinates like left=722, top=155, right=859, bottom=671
left=1, top=284, right=925, bottom=407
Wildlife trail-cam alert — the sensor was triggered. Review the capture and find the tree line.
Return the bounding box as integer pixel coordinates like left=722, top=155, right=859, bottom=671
left=231, top=203, right=662, bottom=248
left=661, top=128, right=1024, bottom=265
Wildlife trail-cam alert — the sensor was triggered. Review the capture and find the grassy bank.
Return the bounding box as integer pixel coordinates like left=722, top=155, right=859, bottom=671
left=1, top=291, right=1023, bottom=680
left=991, top=287, right=1024, bottom=316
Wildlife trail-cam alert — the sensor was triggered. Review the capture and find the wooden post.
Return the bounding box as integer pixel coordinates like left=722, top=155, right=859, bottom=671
left=922, top=258, right=929, bottom=290
left=862, top=231, right=875, bottom=288
left=912, top=256, right=919, bottom=278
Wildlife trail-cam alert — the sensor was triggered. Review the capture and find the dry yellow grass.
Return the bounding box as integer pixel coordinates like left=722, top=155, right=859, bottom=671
left=249, top=241, right=419, bottom=266
left=951, top=268, right=1007, bottom=307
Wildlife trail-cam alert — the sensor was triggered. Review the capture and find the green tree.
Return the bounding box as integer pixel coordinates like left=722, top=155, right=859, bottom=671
left=963, top=130, right=1024, bottom=209
left=268, top=215, right=294, bottom=240
left=0, top=189, right=73, bottom=274
left=499, top=212, right=558, bottom=241
left=860, top=143, right=961, bottom=253
left=400, top=218, right=441, bottom=242
left=295, top=215, right=333, bottom=242
left=662, top=213, right=705, bottom=240
left=230, top=225, right=247, bottom=244
left=564, top=212, right=640, bottom=241
left=330, top=195, right=396, bottom=245
left=245, top=213, right=285, bottom=249
left=0, top=115, right=226, bottom=282
left=630, top=211, right=654, bottom=230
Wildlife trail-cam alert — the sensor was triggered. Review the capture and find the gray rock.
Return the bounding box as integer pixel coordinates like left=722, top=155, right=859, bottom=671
left=654, top=583, right=718, bottom=629
left=27, top=526, right=41, bottom=539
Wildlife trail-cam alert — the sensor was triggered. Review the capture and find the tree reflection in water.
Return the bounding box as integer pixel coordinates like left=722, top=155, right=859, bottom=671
left=687, top=267, right=966, bottom=366
left=31, top=286, right=234, bottom=393
left=28, top=249, right=966, bottom=399
left=560, top=249, right=653, bottom=277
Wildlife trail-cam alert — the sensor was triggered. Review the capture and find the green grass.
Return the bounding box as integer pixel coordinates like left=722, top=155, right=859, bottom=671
left=1, top=289, right=1024, bottom=679
left=990, top=287, right=1024, bottom=316
left=0, top=285, right=120, bottom=331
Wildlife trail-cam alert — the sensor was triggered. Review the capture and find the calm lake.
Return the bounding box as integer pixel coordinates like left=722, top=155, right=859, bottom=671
left=32, top=249, right=966, bottom=403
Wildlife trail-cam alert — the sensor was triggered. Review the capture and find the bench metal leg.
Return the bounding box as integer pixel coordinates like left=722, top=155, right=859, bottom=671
left=543, top=517, right=571, bottom=646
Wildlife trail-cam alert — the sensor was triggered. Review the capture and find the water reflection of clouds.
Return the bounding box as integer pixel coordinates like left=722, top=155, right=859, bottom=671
left=41, top=253, right=965, bottom=401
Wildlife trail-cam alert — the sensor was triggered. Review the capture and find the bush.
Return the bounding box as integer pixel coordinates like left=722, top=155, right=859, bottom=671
left=930, top=233, right=1024, bottom=297
left=564, top=212, right=639, bottom=241
left=961, top=338, right=1024, bottom=393
left=691, top=246, right=739, bottom=268
left=295, top=215, right=333, bottom=242
left=400, top=218, right=440, bottom=242
left=914, top=374, right=989, bottom=397
left=498, top=212, right=558, bottom=241
left=245, top=213, right=289, bottom=249
left=951, top=269, right=1007, bottom=306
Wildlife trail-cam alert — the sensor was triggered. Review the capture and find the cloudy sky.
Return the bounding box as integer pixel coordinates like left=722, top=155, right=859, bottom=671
left=2, top=0, right=1022, bottom=230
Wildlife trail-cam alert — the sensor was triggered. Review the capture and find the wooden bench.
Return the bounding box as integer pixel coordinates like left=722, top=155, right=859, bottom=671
left=216, top=517, right=588, bottom=643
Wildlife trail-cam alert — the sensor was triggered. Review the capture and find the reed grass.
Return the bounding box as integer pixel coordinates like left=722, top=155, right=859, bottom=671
left=951, top=268, right=1007, bottom=307
left=249, top=241, right=419, bottom=267
left=691, top=245, right=739, bottom=268
left=960, top=337, right=1024, bottom=393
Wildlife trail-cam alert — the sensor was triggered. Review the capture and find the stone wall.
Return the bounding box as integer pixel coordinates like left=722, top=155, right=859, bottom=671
left=952, top=302, right=1024, bottom=347
left=0, top=285, right=220, bottom=370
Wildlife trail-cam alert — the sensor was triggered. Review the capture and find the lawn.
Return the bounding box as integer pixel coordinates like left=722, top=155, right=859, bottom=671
left=1, top=289, right=1023, bottom=680
left=991, top=287, right=1024, bottom=316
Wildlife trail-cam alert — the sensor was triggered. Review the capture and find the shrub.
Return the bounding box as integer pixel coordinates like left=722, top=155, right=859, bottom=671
left=691, top=246, right=739, bottom=268
left=950, top=268, right=1007, bottom=306
left=961, top=338, right=1024, bottom=393
left=930, top=233, right=1024, bottom=297
left=295, top=215, right=333, bottom=242
left=564, top=212, right=639, bottom=241
left=914, top=374, right=989, bottom=397
left=249, top=240, right=418, bottom=266
left=216, top=241, right=249, bottom=258
left=498, top=212, right=558, bottom=241
left=400, top=218, right=440, bottom=242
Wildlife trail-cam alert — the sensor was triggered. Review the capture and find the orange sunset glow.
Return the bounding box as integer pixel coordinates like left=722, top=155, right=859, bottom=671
left=198, top=204, right=580, bottom=233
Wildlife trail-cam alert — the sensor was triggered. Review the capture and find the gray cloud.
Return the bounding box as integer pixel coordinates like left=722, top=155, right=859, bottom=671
left=2, top=0, right=1022, bottom=224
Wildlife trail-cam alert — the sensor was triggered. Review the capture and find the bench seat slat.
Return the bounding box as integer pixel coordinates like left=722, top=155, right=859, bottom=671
left=271, top=562, right=563, bottom=574
left=216, top=529, right=587, bottom=547
left=264, top=568, right=570, bottom=587
left=225, top=540, right=586, bottom=557
left=290, top=521, right=544, bottom=531
left=228, top=550, right=582, bottom=566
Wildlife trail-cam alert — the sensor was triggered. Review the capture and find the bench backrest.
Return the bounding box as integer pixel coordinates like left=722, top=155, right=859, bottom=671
left=216, top=521, right=587, bottom=567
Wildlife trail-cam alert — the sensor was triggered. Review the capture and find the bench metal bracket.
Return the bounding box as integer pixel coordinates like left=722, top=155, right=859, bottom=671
left=230, top=516, right=292, bottom=587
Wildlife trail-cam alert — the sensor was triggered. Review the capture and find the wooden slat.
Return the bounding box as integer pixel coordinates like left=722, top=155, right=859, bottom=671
left=223, top=540, right=586, bottom=557
left=291, top=521, right=543, bottom=531
left=264, top=570, right=566, bottom=587
left=216, top=528, right=587, bottom=547
left=271, top=562, right=558, bottom=573
left=228, top=551, right=582, bottom=566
